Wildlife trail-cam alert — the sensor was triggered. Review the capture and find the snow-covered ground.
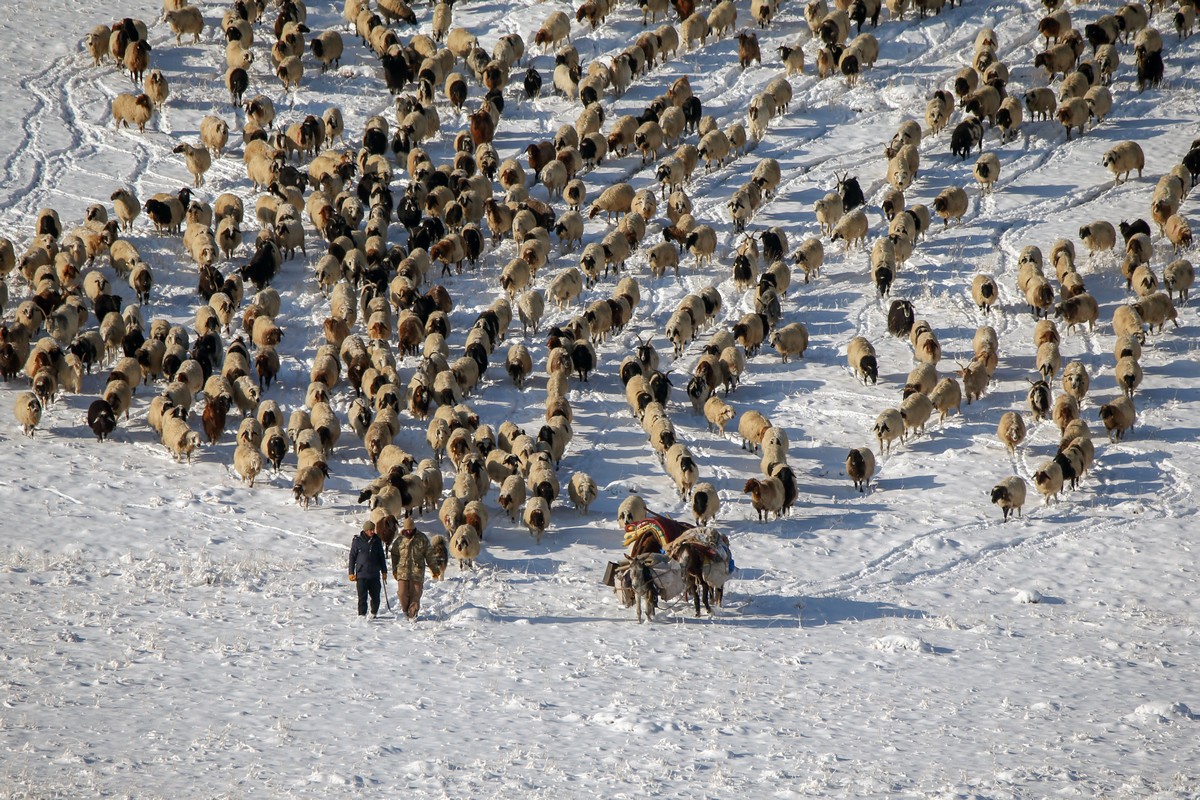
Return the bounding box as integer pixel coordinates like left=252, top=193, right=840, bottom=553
left=2, top=0, right=1199, bottom=795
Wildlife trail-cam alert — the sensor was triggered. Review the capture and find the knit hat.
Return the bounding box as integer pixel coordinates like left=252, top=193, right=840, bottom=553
left=363, top=520, right=376, bottom=532
left=402, top=517, right=415, bottom=531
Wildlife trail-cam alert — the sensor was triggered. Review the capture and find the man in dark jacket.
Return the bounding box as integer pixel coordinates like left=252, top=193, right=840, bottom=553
left=348, top=520, right=388, bottom=618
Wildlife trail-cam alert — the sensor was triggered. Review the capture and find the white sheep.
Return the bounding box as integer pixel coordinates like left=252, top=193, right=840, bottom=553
left=85, top=24, right=111, bottom=65
left=1165, top=214, right=1193, bottom=253
left=814, top=192, right=844, bottom=236
left=899, top=392, right=933, bottom=439
left=1057, top=98, right=1089, bottom=141
left=1132, top=292, right=1177, bottom=333
left=928, top=377, right=962, bottom=421
left=165, top=6, right=203, bottom=43
left=276, top=55, right=303, bottom=92
left=769, top=322, right=809, bottom=362
left=990, top=476, right=1027, bottom=521
left=973, top=152, right=1000, bottom=194
left=1036, top=341, right=1062, bottom=382
left=199, top=115, right=229, bottom=159
left=173, top=142, right=212, bottom=188
left=1164, top=259, right=1194, bottom=303
left=793, top=237, right=824, bottom=283
left=523, top=496, right=551, bottom=543
left=748, top=92, right=772, bottom=140
left=707, top=0, right=737, bottom=39
left=934, top=186, right=968, bottom=226
left=617, top=494, right=648, bottom=528
left=13, top=391, right=41, bottom=436
left=1052, top=393, right=1080, bottom=435
left=1078, top=220, right=1116, bottom=258
left=1032, top=460, right=1063, bottom=505
left=842, top=336, right=876, bottom=385
left=703, top=395, right=735, bottom=436
left=685, top=225, right=718, bottom=268
left=566, top=472, right=597, bottom=515
left=831, top=208, right=869, bottom=249
left=690, top=483, right=720, bottom=526
left=874, top=408, right=903, bottom=454
left=234, top=442, right=266, bottom=488
left=162, top=415, right=202, bottom=463
left=1059, top=361, right=1089, bottom=405
left=738, top=411, right=772, bottom=453
left=449, top=524, right=482, bottom=570
left=144, top=69, right=169, bottom=111
left=1102, top=141, right=1145, bottom=183
left=534, top=10, right=571, bottom=52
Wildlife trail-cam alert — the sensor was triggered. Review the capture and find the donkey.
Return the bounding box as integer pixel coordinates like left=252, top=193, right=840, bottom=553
left=673, top=543, right=723, bottom=616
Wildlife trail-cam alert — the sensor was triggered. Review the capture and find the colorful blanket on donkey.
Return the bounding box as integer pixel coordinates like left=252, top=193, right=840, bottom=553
left=623, top=512, right=695, bottom=551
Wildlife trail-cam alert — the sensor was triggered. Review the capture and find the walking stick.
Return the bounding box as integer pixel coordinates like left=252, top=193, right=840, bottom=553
left=383, top=545, right=395, bottom=615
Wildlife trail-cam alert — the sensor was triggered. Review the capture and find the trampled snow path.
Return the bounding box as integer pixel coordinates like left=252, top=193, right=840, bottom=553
left=1, top=0, right=1200, bottom=796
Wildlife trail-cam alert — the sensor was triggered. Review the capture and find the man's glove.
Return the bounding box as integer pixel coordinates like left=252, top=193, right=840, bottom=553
left=349, top=574, right=356, bottom=582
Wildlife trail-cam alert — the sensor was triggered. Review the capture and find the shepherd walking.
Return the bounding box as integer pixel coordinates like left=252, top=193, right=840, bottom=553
left=389, top=517, right=441, bottom=620
left=349, top=520, right=388, bottom=618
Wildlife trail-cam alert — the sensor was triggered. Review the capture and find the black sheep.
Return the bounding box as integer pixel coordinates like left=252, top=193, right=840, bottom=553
left=522, top=66, right=542, bottom=100
left=1119, top=218, right=1152, bottom=243
left=887, top=299, right=915, bottom=338
left=950, top=118, right=984, bottom=160
left=837, top=173, right=865, bottom=212
left=647, top=370, right=672, bottom=406
left=873, top=264, right=893, bottom=297
left=682, top=96, right=702, bottom=133
left=760, top=228, right=786, bottom=263
left=87, top=399, right=117, bottom=442
left=122, top=328, right=145, bottom=358
left=239, top=239, right=281, bottom=290
left=1136, top=50, right=1164, bottom=92
left=143, top=198, right=174, bottom=232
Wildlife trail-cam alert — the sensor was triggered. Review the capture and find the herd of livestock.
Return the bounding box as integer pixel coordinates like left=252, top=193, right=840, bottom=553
left=1, top=0, right=1197, bottom=617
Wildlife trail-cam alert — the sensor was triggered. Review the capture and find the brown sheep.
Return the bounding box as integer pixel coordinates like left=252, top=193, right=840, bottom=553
left=743, top=476, right=785, bottom=521
left=112, top=93, right=154, bottom=133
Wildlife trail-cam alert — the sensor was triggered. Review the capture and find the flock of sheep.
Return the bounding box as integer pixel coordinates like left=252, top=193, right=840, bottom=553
left=1, top=0, right=1197, bottom=602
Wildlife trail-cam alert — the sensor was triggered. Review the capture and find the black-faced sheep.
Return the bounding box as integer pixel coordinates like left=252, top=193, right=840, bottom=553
left=1032, top=460, right=1063, bottom=505
left=934, top=186, right=969, bottom=226
left=846, top=336, right=878, bottom=384
left=990, top=476, right=1027, bottom=521
left=874, top=407, right=903, bottom=454
left=523, top=496, right=551, bottom=543
left=846, top=447, right=875, bottom=492
left=973, top=152, right=1000, bottom=194
left=690, top=482, right=720, bottom=526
